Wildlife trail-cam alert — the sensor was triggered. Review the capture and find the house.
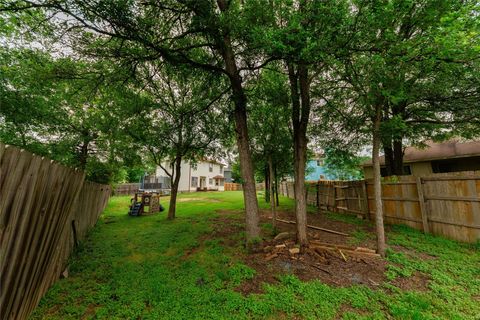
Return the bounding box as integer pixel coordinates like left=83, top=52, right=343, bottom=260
left=151, top=159, right=226, bottom=192
left=223, top=165, right=233, bottom=183
left=305, top=157, right=335, bottom=181
left=362, top=140, right=480, bottom=179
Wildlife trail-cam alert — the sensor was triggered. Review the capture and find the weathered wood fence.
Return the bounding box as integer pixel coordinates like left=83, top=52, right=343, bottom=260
left=280, top=175, right=480, bottom=243
left=224, top=182, right=265, bottom=191
left=114, top=182, right=140, bottom=195
left=0, top=143, right=111, bottom=320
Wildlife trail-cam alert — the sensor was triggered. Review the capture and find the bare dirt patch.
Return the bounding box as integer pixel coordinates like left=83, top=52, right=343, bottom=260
left=235, top=236, right=387, bottom=295
left=204, top=209, right=388, bottom=295
left=199, top=208, right=433, bottom=296
left=391, top=271, right=430, bottom=291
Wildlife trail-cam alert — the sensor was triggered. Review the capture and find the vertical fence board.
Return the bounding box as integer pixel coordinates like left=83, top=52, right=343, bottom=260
left=0, top=143, right=111, bottom=320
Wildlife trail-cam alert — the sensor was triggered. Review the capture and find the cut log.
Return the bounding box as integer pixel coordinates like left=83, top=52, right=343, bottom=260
left=274, top=232, right=293, bottom=241
left=310, top=241, right=378, bottom=255
left=265, top=253, right=278, bottom=261
left=354, top=247, right=377, bottom=254
left=275, top=218, right=349, bottom=236
left=289, top=248, right=300, bottom=254
left=310, top=244, right=381, bottom=258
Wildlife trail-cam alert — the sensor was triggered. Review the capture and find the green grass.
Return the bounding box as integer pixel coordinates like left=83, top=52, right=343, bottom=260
left=31, top=192, right=480, bottom=319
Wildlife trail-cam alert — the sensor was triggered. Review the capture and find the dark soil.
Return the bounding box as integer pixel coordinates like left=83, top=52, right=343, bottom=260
left=391, top=271, right=430, bottom=291
left=207, top=208, right=430, bottom=295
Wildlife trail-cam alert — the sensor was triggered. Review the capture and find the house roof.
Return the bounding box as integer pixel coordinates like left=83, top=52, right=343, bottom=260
left=363, top=140, right=480, bottom=167
left=212, top=175, right=224, bottom=179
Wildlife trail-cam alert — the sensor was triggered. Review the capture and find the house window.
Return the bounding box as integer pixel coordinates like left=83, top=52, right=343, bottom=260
left=215, top=179, right=219, bottom=186
left=209, top=178, right=213, bottom=185
left=209, top=163, right=213, bottom=172
left=320, top=175, right=325, bottom=180
left=317, top=159, right=324, bottom=166
left=191, top=176, right=198, bottom=187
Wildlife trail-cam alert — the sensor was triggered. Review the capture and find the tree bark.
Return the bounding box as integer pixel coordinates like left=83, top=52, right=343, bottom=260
left=167, top=156, right=182, bottom=220
left=372, top=105, right=386, bottom=257
left=268, top=156, right=277, bottom=232
left=384, top=143, right=394, bottom=177
left=216, top=1, right=260, bottom=244
left=265, top=164, right=270, bottom=203
left=274, top=164, right=280, bottom=206
left=288, top=62, right=309, bottom=247
left=78, top=137, right=90, bottom=170
left=384, top=139, right=405, bottom=176
left=393, top=139, right=404, bottom=175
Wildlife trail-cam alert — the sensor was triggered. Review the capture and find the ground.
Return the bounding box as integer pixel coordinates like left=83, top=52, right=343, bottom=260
left=31, top=192, right=480, bottom=319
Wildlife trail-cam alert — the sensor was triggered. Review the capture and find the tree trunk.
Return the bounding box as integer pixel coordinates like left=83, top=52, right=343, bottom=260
left=372, top=105, right=386, bottom=257
left=384, top=143, right=394, bottom=177
left=288, top=62, right=309, bottom=247
left=78, top=138, right=90, bottom=170
left=274, top=164, right=280, bottom=206
left=167, top=156, right=182, bottom=220
left=216, top=0, right=260, bottom=246
left=265, top=164, right=270, bottom=203
left=384, top=139, right=404, bottom=176
left=393, top=139, right=404, bottom=175
left=268, top=156, right=277, bottom=232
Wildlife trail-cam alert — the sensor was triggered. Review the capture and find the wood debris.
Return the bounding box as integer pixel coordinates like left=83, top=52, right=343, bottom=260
left=309, top=241, right=380, bottom=258
left=265, top=253, right=278, bottom=261
left=289, top=247, right=300, bottom=254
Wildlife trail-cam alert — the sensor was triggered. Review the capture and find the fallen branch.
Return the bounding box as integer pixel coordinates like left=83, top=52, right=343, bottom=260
left=275, top=218, right=349, bottom=236
left=311, top=264, right=332, bottom=275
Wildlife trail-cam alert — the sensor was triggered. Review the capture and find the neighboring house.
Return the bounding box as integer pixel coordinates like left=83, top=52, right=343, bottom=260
left=362, top=140, right=480, bottom=179
left=223, top=166, right=233, bottom=183
left=305, top=157, right=335, bottom=181
left=152, top=159, right=225, bottom=192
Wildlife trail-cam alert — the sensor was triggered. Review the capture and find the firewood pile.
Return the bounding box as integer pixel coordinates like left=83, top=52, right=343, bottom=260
left=262, top=235, right=380, bottom=267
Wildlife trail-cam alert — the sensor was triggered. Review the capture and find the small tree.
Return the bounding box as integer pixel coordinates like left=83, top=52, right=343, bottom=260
left=122, top=65, right=226, bottom=219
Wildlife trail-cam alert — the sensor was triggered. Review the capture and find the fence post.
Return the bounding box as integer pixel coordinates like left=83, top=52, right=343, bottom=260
left=416, top=177, right=430, bottom=234
left=333, top=183, right=337, bottom=212
left=316, top=183, right=320, bottom=209
left=362, top=180, right=370, bottom=220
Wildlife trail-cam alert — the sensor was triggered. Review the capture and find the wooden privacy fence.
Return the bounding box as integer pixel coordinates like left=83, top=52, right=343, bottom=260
left=225, top=182, right=242, bottom=191
left=280, top=175, right=480, bottom=243
left=114, top=183, right=140, bottom=195
left=224, top=182, right=265, bottom=191
left=0, top=143, right=111, bottom=320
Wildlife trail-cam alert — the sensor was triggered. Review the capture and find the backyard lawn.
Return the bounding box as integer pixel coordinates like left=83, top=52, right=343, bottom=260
left=32, top=192, right=480, bottom=319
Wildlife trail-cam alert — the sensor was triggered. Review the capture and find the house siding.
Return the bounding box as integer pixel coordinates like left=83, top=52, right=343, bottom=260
left=156, top=160, right=225, bottom=192
left=305, top=159, right=334, bottom=181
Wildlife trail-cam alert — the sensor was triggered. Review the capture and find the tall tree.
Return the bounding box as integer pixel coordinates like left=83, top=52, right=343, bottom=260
left=318, top=0, right=480, bottom=256
left=248, top=66, right=292, bottom=232
left=1, top=0, right=269, bottom=244
left=248, top=0, right=348, bottom=247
